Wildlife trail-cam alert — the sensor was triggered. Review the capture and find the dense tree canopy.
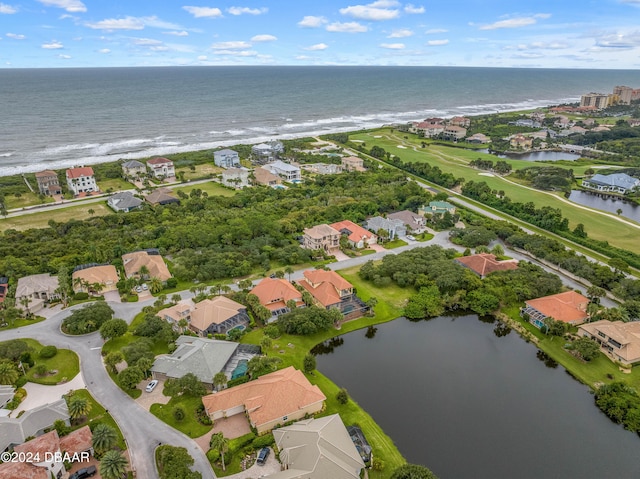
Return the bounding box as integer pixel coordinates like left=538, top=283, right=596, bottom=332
left=62, top=302, right=114, bottom=335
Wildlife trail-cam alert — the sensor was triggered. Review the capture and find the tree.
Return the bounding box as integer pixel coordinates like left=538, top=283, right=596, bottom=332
left=303, top=353, right=316, bottom=374
left=92, top=423, right=118, bottom=455
left=491, top=243, right=504, bottom=257
left=260, top=336, right=272, bottom=350
left=213, top=372, right=227, bottom=392
left=0, top=360, right=19, bottom=385
left=104, top=351, right=124, bottom=374
left=572, top=337, right=600, bottom=361
left=99, top=450, right=128, bottom=479
left=67, top=394, right=92, bottom=422
left=136, top=357, right=153, bottom=378
left=99, top=318, right=128, bottom=341
left=118, top=366, right=144, bottom=390
left=336, top=388, right=349, bottom=404
left=88, top=208, right=95, bottom=217
left=138, top=265, right=150, bottom=280
left=238, top=279, right=253, bottom=291
left=586, top=285, right=607, bottom=304
left=609, top=257, right=629, bottom=274
left=284, top=266, right=294, bottom=282
left=164, top=372, right=206, bottom=397
left=156, top=445, right=201, bottom=479
left=247, top=355, right=282, bottom=378
left=391, top=464, right=439, bottom=479
left=209, top=432, right=229, bottom=471
left=149, top=277, right=163, bottom=294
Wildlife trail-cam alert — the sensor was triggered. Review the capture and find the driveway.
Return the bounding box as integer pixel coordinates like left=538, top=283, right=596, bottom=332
left=14, top=373, right=86, bottom=415
left=103, top=290, right=121, bottom=303
left=332, top=250, right=350, bottom=261
left=223, top=447, right=281, bottom=479
left=135, top=379, right=169, bottom=410
left=368, top=243, right=386, bottom=252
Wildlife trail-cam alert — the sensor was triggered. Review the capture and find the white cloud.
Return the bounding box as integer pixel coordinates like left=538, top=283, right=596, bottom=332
left=150, top=46, right=169, bottom=51
left=425, top=28, right=447, bottom=34
left=513, top=52, right=544, bottom=59
left=298, top=15, right=327, bottom=28
left=211, top=40, right=252, bottom=49
left=197, top=55, right=208, bottom=60
left=6, top=33, right=25, bottom=39
left=138, top=17, right=183, bottom=29
left=388, top=28, right=413, bottom=38
left=85, top=17, right=145, bottom=30
left=516, top=41, right=569, bottom=50
left=58, top=54, right=71, bottom=59
left=42, top=41, right=63, bottom=49
left=296, top=55, right=311, bottom=60
left=164, top=30, right=189, bottom=36
left=620, top=0, right=640, bottom=5
left=0, top=3, right=17, bottom=13
left=404, top=4, right=425, bottom=14
left=305, top=43, right=328, bottom=51
left=339, top=4, right=399, bottom=21
left=38, top=0, right=86, bottom=13
left=98, top=48, right=110, bottom=53
left=479, top=14, right=551, bottom=30
left=251, top=34, right=277, bottom=42
left=326, top=21, right=368, bottom=33
left=380, top=43, right=405, bottom=49
left=132, top=37, right=163, bottom=46
left=427, top=39, right=449, bottom=46
left=227, top=6, right=267, bottom=15
left=182, top=6, right=223, bottom=18
left=368, top=0, right=399, bottom=6
left=212, top=49, right=258, bottom=56
left=593, top=31, right=640, bottom=49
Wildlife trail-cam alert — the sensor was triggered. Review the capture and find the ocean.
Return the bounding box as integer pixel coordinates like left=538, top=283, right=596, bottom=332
left=1, top=66, right=639, bottom=176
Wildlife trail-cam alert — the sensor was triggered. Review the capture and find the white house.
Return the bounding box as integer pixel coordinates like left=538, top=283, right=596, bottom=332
left=147, top=157, right=175, bottom=179
left=214, top=149, right=241, bottom=168
left=262, top=160, right=301, bottom=182
left=66, top=167, right=98, bottom=195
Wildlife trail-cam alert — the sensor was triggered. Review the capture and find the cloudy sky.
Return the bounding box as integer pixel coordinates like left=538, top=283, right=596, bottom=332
left=1, top=0, right=640, bottom=68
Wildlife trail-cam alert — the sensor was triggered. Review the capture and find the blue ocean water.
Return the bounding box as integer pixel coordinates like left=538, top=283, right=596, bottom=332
left=0, top=66, right=639, bottom=176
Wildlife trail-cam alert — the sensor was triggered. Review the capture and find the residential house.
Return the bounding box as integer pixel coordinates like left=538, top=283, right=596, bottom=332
left=158, top=296, right=250, bottom=336
left=297, top=270, right=365, bottom=318
left=121, top=160, right=146, bottom=179
left=0, top=399, right=70, bottom=452
left=301, top=163, right=343, bottom=175
left=0, top=386, right=15, bottom=408
left=214, top=149, right=241, bottom=168
left=144, top=187, right=180, bottom=206
left=147, top=157, right=175, bottom=179
left=15, top=273, right=60, bottom=314
left=578, top=320, right=640, bottom=367
left=151, top=336, right=244, bottom=388
left=387, top=210, right=427, bottom=233
left=202, top=366, right=326, bottom=434
left=510, top=135, right=533, bottom=149
left=628, top=118, right=640, bottom=127
left=419, top=201, right=456, bottom=216
left=341, top=156, right=366, bottom=172
left=467, top=133, right=491, bottom=144
left=302, top=224, right=341, bottom=252
left=442, top=125, right=467, bottom=141
left=450, top=116, right=471, bottom=128
left=410, top=121, right=445, bottom=138
left=521, top=291, right=589, bottom=329
left=0, top=276, right=8, bottom=305
left=455, top=253, right=519, bottom=279
left=591, top=125, right=611, bottom=132
left=249, top=278, right=304, bottom=319
left=122, top=250, right=172, bottom=282
left=364, top=216, right=406, bottom=239
left=554, top=116, right=572, bottom=129
left=157, top=300, right=194, bottom=330
left=568, top=126, right=588, bottom=135
left=253, top=167, right=282, bottom=187
left=221, top=167, right=250, bottom=189
left=262, top=160, right=301, bottom=182
left=271, top=414, right=365, bottom=479
left=251, top=141, right=284, bottom=163
left=107, top=191, right=142, bottom=212
left=329, top=220, right=377, bottom=248
left=0, top=461, right=49, bottom=479
left=66, top=167, right=98, bottom=196
left=423, top=117, right=445, bottom=125
left=71, top=264, right=119, bottom=293
left=34, top=170, right=62, bottom=196
left=582, top=173, right=640, bottom=194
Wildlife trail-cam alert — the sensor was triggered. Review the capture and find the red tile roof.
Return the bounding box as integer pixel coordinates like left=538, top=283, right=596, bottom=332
left=250, top=278, right=303, bottom=311
left=35, top=170, right=57, bottom=178
left=0, top=462, right=48, bottom=479
left=298, top=270, right=353, bottom=308
left=329, top=220, right=375, bottom=244
left=147, top=157, right=173, bottom=165
left=66, top=167, right=94, bottom=179
left=455, top=254, right=518, bottom=277
left=14, top=430, right=60, bottom=457
left=525, top=291, right=589, bottom=324
left=59, top=426, right=93, bottom=455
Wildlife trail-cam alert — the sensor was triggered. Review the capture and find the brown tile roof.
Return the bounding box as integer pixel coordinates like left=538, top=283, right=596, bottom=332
left=303, top=224, right=340, bottom=240
left=72, top=265, right=119, bottom=290
left=158, top=300, right=194, bottom=323
left=298, top=270, right=352, bottom=308
left=145, top=187, right=179, bottom=205
left=579, top=320, right=640, bottom=364
left=190, top=296, right=246, bottom=332
left=66, top=167, right=95, bottom=179
left=249, top=278, right=303, bottom=311
left=0, top=462, right=49, bottom=479
left=122, top=251, right=172, bottom=281
left=147, top=157, right=173, bottom=165
left=14, top=430, right=60, bottom=457
left=455, top=253, right=518, bottom=277
left=59, top=426, right=92, bottom=455
left=35, top=170, right=57, bottom=178
left=525, top=291, right=589, bottom=324
left=387, top=210, right=424, bottom=230
left=202, top=367, right=326, bottom=430
left=253, top=168, right=282, bottom=185
left=329, top=220, right=376, bottom=244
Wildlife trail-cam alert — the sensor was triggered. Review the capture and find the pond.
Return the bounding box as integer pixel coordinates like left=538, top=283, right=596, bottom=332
left=315, top=316, right=640, bottom=479
left=569, top=190, right=640, bottom=223
left=500, top=150, right=582, bottom=161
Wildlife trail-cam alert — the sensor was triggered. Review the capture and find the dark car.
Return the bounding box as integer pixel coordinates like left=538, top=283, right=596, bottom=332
left=70, top=465, right=97, bottom=479
left=256, top=447, right=270, bottom=465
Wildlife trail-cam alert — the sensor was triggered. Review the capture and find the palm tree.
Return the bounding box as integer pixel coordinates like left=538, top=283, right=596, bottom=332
left=73, top=276, right=87, bottom=293
left=91, top=282, right=105, bottom=296
left=209, top=432, right=229, bottom=471
left=149, top=277, right=163, bottom=294
left=138, top=265, right=150, bottom=280
left=67, top=394, right=92, bottom=422
left=213, top=372, right=227, bottom=392
left=91, top=423, right=118, bottom=455
left=0, top=361, right=19, bottom=385
left=19, top=296, right=31, bottom=317
left=171, top=293, right=182, bottom=304
left=284, top=266, right=294, bottom=282
left=99, top=450, right=128, bottom=479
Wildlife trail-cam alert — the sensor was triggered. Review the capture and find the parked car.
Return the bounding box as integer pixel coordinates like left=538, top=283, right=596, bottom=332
left=142, top=283, right=148, bottom=291
left=70, top=466, right=97, bottom=479
left=256, top=447, right=270, bottom=465
left=135, top=286, right=142, bottom=293
left=145, top=379, right=158, bottom=393
left=406, top=235, right=416, bottom=241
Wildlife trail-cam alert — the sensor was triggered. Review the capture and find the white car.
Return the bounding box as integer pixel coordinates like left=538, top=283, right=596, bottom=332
left=406, top=235, right=416, bottom=241
left=142, top=283, right=148, bottom=291
left=145, top=380, right=158, bottom=393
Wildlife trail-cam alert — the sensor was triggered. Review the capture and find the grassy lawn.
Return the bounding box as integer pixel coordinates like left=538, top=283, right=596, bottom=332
left=5, top=192, right=54, bottom=210
left=359, top=249, right=377, bottom=256
left=150, top=395, right=212, bottom=438
left=69, top=388, right=127, bottom=450
left=98, top=178, right=132, bottom=192
left=414, top=232, right=434, bottom=242
left=0, top=203, right=112, bottom=231
left=175, top=163, right=224, bottom=181
left=382, top=239, right=408, bottom=249
left=172, top=181, right=237, bottom=198
left=0, top=315, right=46, bottom=330
left=2, top=338, right=81, bottom=385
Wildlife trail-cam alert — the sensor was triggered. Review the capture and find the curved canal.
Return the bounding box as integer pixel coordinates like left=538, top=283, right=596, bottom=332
left=315, top=316, right=640, bottom=479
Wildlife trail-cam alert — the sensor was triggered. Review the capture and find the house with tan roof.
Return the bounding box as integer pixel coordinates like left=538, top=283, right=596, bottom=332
left=450, top=116, right=471, bottom=128
left=15, top=273, right=60, bottom=314
left=302, top=224, right=341, bottom=252
left=66, top=167, right=98, bottom=196
left=510, top=134, right=533, bottom=149
left=341, top=156, right=366, bottom=172
left=521, top=291, right=589, bottom=329
left=144, top=187, right=180, bottom=206
left=297, top=270, right=367, bottom=318
left=271, top=414, right=365, bottom=479
left=387, top=210, right=427, bottom=233
left=147, top=157, right=175, bottom=179
left=158, top=299, right=195, bottom=330
left=202, top=366, right=326, bottom=434
left=122, top=250, right=172, bottom=282
left=72, top=264, right=119, bottom=293
left=455, top=254, right=518, bottom=279
left=249, top=278, right=304, bottom=320
left=253, top=167, right=282, bottom=187
left=443, top=125, right=467, bottom=141
left=329, top=220, right=377, bottom=249
left=467, top=133, right=491, bottom=144
left=578, top=320, right=640, bottom=366
left=158, top=296, right=250, bottom=336
left=35, top=170, right=62, bottom=196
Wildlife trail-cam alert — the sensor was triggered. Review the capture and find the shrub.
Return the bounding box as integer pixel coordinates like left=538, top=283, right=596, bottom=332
left=173, top=407, right=185, bottom=421
left=73, top=292, right=89, bottom=300
left=227, top=376, right=250, bottom=388
left=34, top=364, right=48, bottom=376
left=263, top=324, right=280, bottom=339
left=251, top=434, right=275, bottom=449
left=15, top=376, right=28, bottom=388
left=166, top=278, right=178, bottom=288
left=39, top=345, right=58, bottom=359
left=336, top=388, right=349, bottom=404
left=206, top=449, right=220, bottom=463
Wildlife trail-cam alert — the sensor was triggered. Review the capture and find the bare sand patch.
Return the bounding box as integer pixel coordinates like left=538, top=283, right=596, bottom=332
left=479, top=172, right=495, bottom=177
left=397, top=145, right=407, bottom=149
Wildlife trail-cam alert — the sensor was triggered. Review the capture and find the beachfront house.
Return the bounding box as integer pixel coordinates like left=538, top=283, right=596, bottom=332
left=35, top=170, right=62, bottom=196
left=121, top=160, right=146, bottom=179
left=221, top=167, right=250, bottom=189
left=214, top=149, right=241, bottom=168
left=253, top=167, right=282, bottom=187
left=262, top=160, right=301, bottom=182
left=147, top=157, right=175, bottom=179
left=66, top=167, right=98, bottom=195
left=251, top=141, right=284, bottom=163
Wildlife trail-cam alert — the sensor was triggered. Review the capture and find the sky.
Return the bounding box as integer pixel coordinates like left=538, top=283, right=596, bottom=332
left=1, top=0, right=640, bottom=68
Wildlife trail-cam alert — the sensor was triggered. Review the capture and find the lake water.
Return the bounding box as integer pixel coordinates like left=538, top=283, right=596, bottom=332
left=501, top=151, right=582, bottom=161
left=569, top=190, right=640, bottom=223
left=315, top=316, right=640, bottom=479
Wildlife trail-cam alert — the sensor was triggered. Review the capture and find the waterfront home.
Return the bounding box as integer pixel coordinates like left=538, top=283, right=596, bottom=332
left=442, top=125, right=467, bottom=141
left=122, top=250, right=172, bottom=282
left=521, top=291, right=589, bottom=329
left=202, top=366, right=326, bottom=434
left=253, top=167, right=282, bottom=187
left=419, top=201, right=456, bottom=216
left=272, top=414, right=365, bottom=479
left=582, top=173, right=640, bottom=194
left=15, top=273, right=60, bottom=314
left=450, top=116, right=471, bottom=128
left=250, top=277, right=304, bottom=319
left=387, top=210, right=427, bottom=233
left=214, top=148, right=241, bottom=168
left=35, top=170, right=62, bottom=196
left=71, top=264, right=119, bottom=293
left=578, top=320, right=640, bottom=366
left=66, top=167, right=98, bottom=195
left=251, top=140, right=284, bottom=163
left=221, top=167, right=250, bottom=189
left=455, top=253, right=518, bottom=279
left=409, top=121, right=445, bottom=138
left=509, top=134, right=533, bottom=149
left=341, top=156, right=366, bottom=172
left=158, top=296, right=250, bottom=336
left=0, top=399, right=70, bottom=452
left=364, top=216, right=406, bottom=239
left=121, top=160, right=146, bottom=179
left=302, top=224, right=341, bottom=253
left=262, top=160, right=301, bottom=182
left=144, top=187, right=180, bottom=206
left=467, top=133, right=491, bottom=144
left=147, top=157, right=175, bottom=179
left=297, top=270, right=366, bottom=318
left=330, top=220, right=377, bottom=248
left=107, top=191, right=143, bottom=212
